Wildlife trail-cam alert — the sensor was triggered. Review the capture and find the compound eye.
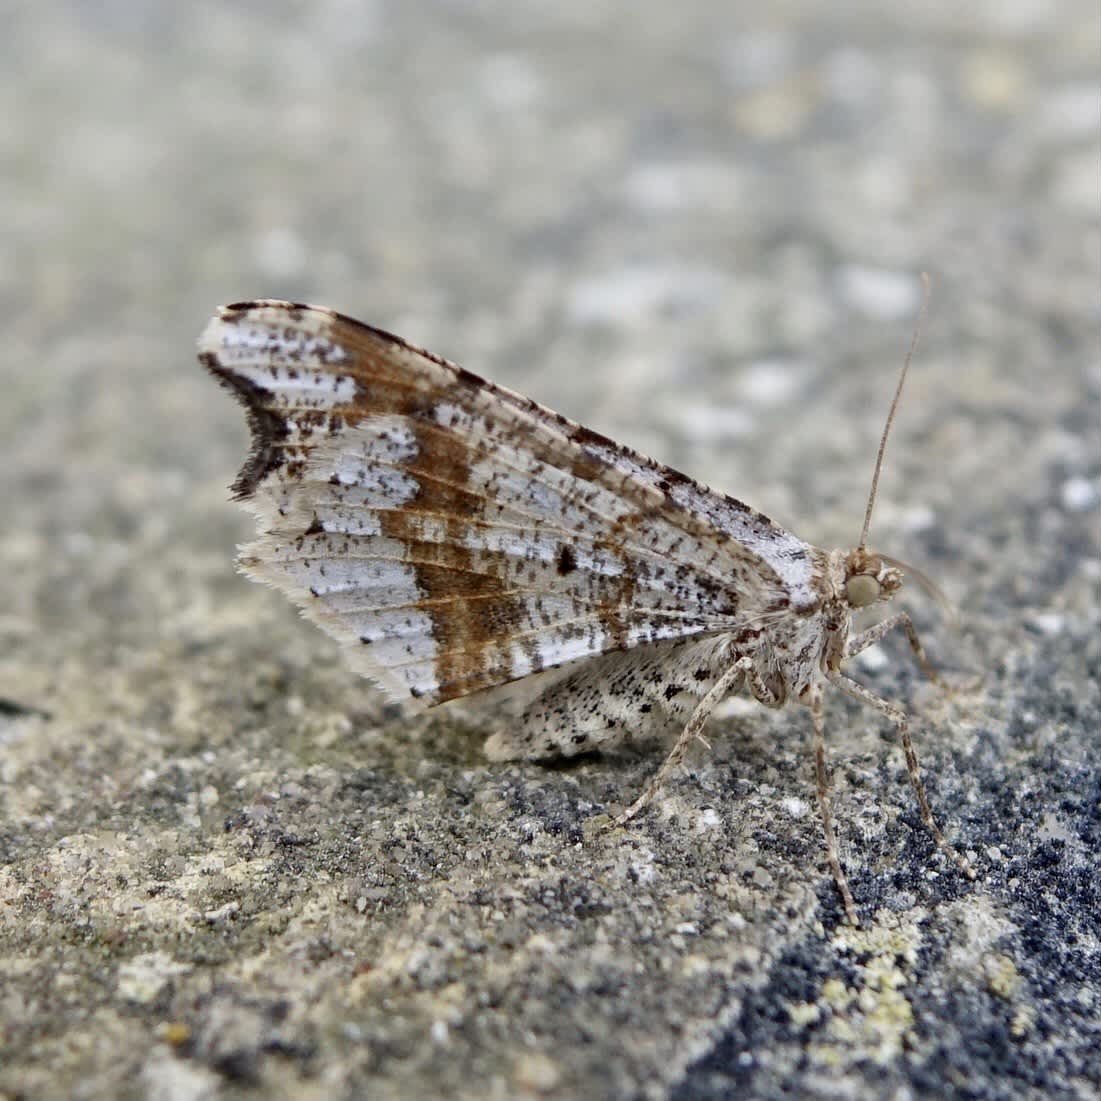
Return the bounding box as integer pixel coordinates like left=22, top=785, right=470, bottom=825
left=846, top=573, right=881, bottom=608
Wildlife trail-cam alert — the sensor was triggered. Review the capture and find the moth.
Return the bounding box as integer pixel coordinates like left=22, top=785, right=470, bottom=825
left=198, top=289, right=973, bottom=924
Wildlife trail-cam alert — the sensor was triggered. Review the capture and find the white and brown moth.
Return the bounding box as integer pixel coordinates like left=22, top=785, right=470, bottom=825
left=199, top=291, right=973, bottom=924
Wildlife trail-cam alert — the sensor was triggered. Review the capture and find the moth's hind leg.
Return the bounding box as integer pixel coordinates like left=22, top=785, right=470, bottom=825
left=809, top=685, right=859, bottom=926
left=826, top=669, right=975, bottom=882
left=612, top=657, right=752, bottom=826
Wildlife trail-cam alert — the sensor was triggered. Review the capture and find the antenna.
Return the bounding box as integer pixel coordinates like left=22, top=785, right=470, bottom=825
left=858, top=272, right=931, bottom=551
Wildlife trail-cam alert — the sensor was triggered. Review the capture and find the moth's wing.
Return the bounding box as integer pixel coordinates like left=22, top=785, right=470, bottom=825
left=199, top=301, right=819, bottom=707
left=485, top=634, right=739, bottom=760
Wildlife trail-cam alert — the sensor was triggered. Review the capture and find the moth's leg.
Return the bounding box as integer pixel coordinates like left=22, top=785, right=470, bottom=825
left=845, top=612, right=946, bottom=690
left=744, top=661, right=783, bottom=708
left=612, top=657, right=751, bottom=826
left=826, top=670, right=975, bottom=880
left=809, top=684, right=859, bottom=926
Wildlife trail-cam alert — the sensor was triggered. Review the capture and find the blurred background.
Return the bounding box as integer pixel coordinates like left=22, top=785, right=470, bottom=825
left=1, top=2, right=1097, bottom=1099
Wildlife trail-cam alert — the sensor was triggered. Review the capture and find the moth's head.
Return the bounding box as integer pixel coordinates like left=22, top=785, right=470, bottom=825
left=842, top=549, right=903, bottom=610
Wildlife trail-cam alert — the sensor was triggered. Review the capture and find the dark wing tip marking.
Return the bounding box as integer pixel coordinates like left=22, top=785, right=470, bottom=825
left=200, top=300, right=476, bottom=502
left=198, top=348, right=290, bottom=500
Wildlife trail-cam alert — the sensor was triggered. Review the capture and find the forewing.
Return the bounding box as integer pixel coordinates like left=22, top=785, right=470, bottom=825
left=198, top=301, right=818, bottom=706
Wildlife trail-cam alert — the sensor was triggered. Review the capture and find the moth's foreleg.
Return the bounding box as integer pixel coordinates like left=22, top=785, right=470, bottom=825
left=612, top=657, right=751, bottom=827
left=809, top=685, right=859, bottom=926
left=826, top=670, right=975, bottom=881
left=845, top=612, right=946, bottom=690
